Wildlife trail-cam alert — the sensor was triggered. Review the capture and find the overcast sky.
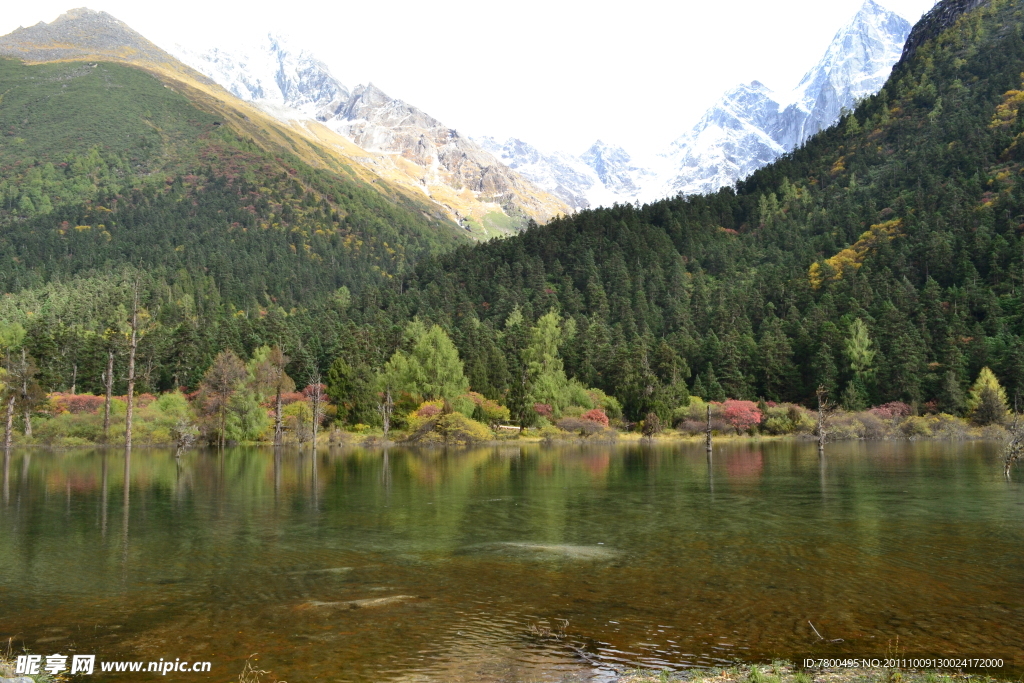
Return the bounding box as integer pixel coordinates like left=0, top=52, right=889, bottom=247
left=2, top=0, right=936, bottom=157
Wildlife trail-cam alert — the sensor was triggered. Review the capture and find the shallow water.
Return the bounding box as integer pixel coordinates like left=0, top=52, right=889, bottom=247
left=1, top=441, right=1022, bottom=681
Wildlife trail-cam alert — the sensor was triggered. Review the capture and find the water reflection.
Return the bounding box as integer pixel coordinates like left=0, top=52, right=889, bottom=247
left=0, top=441, right=1021, bottom=682
left=2, top=447, right=9, bottom=505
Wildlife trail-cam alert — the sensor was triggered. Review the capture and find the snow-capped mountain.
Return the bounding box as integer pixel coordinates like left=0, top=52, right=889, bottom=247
left=476, top=138, right=655, bottom=210
left=176, top=36, right=349, bottom=119
left=476, top=136, right=598, bottom=210
left=481, top=0, right=912, bottom=209
left=656, top=0, right=912, bottom=198
left=172, top=35, right=568, bottom=234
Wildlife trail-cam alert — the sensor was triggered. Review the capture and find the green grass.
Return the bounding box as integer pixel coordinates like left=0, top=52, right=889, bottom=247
left=0, top=58, right=217, bottom=169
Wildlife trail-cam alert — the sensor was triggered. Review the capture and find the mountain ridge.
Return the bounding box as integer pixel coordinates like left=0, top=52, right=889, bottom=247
left=172, top=34, right=570, bottom=235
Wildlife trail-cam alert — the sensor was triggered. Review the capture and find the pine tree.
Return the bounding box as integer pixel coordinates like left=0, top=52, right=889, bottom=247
left=938, top=369, right=967, bottom=415
left=812, top=342, right=839, bottom=400
left=758, top=315, right=797, bottom=401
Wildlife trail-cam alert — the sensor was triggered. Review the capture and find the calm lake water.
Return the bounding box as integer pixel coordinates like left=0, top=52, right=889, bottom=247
left=1, top=441, right=1022, bottom=682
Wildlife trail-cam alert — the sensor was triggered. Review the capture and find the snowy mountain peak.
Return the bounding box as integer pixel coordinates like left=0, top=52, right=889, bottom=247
left=790, top=0, right=911, bottom=136
left=580, top=140, right=653, bottom=198
left=652, top=0, right=911, bottom=200
left=477, top=1, right=912, bottom=210
left=174, top=33, right=349, bottom=119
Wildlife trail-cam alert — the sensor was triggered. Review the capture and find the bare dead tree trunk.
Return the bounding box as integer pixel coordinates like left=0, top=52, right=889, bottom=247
left=274, top=387, right=283, bottom=447
left=21, top=350, right=30, bottom=438
left=103, top=349, right=114, bottom=439
left=705, top=404, right=712, bottom=453
left=70, top=363, right=77, bottom=396
left=1004, top=411, right=1022, bottom=478
left=816, top=385, right=829, bottom=455
left=310, top=374, right=325, bottom=447
left=2, top=380, right=11, bottom=505
left=125, top=282, right=140, bottom=458
left=379, top=386, right=394, bottom=440
left=4, top=392, right=14, bottom=460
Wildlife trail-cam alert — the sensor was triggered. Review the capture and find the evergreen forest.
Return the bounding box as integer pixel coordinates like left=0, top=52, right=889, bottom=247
left=2, top=0, right=1024, bottom=440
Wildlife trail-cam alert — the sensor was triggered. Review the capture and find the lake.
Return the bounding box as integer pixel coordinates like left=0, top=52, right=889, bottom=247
left=1, top=441, right=1021, bottom=681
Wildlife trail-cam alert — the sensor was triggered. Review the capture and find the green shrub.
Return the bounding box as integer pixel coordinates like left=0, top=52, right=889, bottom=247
left=435, top=413, right=491, bottom=444
left=762, top=415, right=795, bottom=435
left=901, top=415, right=933, bottom=439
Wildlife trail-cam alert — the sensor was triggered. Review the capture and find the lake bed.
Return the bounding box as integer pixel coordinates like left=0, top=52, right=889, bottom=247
left=1, top=441, right=1021, bottom=681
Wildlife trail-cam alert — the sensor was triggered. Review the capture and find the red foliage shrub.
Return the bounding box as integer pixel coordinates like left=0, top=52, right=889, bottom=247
left=417, top=404, right=441, bottom=418
left=581, top=408, right=609, bottom=427
left=869, top=401, right=912, bottom=419
left=556, top=417, right=602, bottom=435
left=279, top=392, right=306, bottom=406
left=722, top=399, right=762, bottom=432
left=50, top=393, right=106, bottom=414
left=534, top=403, right=553, bottom=418
left=302, top=384, right=329, bottom=400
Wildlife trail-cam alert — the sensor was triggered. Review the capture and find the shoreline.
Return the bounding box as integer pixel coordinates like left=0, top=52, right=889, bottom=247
left=1, top=428, right=1012, bottom=452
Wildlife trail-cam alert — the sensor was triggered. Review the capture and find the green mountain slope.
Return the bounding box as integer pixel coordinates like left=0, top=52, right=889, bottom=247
left=0, top=55, right=467, bottom=305
left=364, top=0, right=1024, bottom=418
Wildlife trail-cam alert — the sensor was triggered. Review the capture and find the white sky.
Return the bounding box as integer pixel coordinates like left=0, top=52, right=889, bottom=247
left=1, top=0, right=936, bottom=157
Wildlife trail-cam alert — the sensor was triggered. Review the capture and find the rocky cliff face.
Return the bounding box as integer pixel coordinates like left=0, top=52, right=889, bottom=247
left=895, top=0, right=986, bottom=68
left=174, top=36, right=568, bottom=232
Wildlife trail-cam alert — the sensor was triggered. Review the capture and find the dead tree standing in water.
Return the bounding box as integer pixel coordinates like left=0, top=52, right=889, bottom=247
left=3, top=355, right=16, bottom=457
left=308, top=373, right=326, bottom=447
left=102, top=344, right=115, bottom=440
left=816, top=385, right=831, bottom=454
left=124, top=282, right=140, bottom=457
left=705, top=404, right=713, bottom=453
left=378, top=385, right=394, bottom=440
left=18, top=350, right=41, bottom=438
left=1004, top=407, right=1023, bottom=478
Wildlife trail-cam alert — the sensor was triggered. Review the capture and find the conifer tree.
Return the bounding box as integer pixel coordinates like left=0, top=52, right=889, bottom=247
left=968, top=367, right=1008, bottom=425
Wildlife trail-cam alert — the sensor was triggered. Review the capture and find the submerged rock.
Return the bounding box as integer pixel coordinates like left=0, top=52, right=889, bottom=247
left=297, top=595, right=418, bottom=610
left=493, top=542, right=618, bottom=561
left=285, top=567, right=353, bottom=576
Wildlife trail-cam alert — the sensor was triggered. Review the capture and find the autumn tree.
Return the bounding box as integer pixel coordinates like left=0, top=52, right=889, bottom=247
left=968, top=367, right=1008, bottom=425
left=250, top=345, right=294, bottom=446
left=198, top=350, right=248, bottom=447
